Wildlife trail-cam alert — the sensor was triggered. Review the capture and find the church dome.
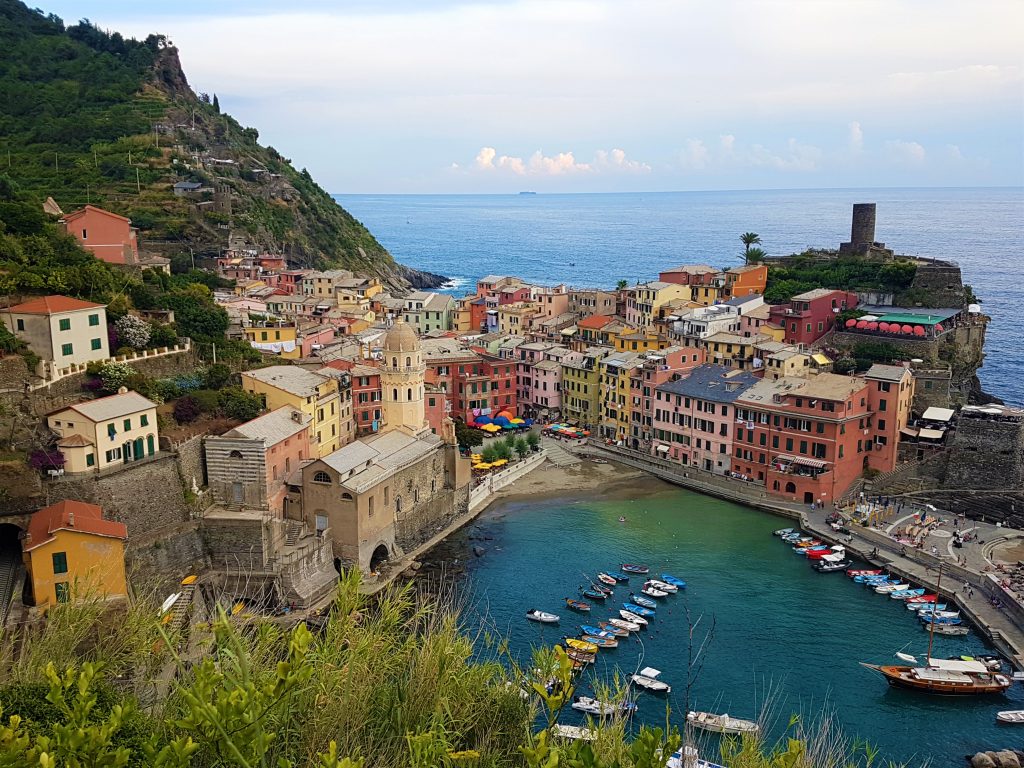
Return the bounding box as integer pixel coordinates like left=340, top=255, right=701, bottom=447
left=384, top=320, right=419, bottom=353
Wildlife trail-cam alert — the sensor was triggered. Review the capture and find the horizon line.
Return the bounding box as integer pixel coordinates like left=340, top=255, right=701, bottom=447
left=332, top=184, right=1024, bottom=197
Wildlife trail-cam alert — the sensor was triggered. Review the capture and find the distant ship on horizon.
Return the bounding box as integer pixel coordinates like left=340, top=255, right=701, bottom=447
left=518, top=191, right=537, bottom=195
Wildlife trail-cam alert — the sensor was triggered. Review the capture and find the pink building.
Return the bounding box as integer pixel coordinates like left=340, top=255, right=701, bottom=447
left=768, top=289, right=858, bottom=346
left=206, top=406, right=312, bottom=514
left=651, top=365, right=760, bottom=474
left=627, top=345, right=707, bottom=446
left=297, top=325, right=336, bottom=358
left=62, top=205, right=139, bottom=265
left=531, top=286, right=570, bottom=320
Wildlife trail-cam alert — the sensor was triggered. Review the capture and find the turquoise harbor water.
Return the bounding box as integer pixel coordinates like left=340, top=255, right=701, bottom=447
left=455, top=481, right=1021, bottom=766
left=338, top=187, right=1024, bottom=406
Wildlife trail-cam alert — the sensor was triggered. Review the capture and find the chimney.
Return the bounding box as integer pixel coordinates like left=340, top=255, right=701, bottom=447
left=67, top=512, right=74, bottom=527
left=291, top=410, right=302, bottom=423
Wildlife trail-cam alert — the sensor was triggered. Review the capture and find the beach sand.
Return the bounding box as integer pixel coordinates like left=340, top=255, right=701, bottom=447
left=489, top=457, right=665, bottom=503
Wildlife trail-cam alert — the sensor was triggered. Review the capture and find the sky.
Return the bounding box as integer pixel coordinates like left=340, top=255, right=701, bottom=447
left=39, top=0, right=1024, bottom=194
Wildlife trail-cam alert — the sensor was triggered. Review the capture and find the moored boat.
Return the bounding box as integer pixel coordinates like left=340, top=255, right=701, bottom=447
left=874, top=582, right=910, bottom=593
left=806, top=545, right=845, bottom=560
left=597, top=622, right=629, bottom=637
left=565, top=637, right=599, bottom=653
left=622, top=563, right=650, bottom=574
left=795, top=544, right=830, bottom=555
left=814, top=559, right=851, bottom=573
left=565, top=598, right=591, bottom=612
left=906, top=594, right=938, bottom=603
left=847, top=569, right=883, bottom=578
left=660, top=573, right=686, bottom=588
left=581, top=634, right=618, bottom=648
left=889, top=588, right=926, bottom=600
left=861, top=659, right=1011, bottom=695
left=565, top=648, right=596, bottom=665
left=525, top=609, right=560, bottom=623
left=920, top=612, right=962, bottom=625
left=596, top=572, right=618, bottom=586
left=624, top=602, right=655, bottom=617
left=607, top=617, right=640, bottom=632
left=631, top=666, right=670, bottom=692
left=773, top=528, right=794, bottom=537
left=619, top=609, right=648, bottom=626
left=609, top=572, right=630, bottom=583
left=686, top=710, right=759, bottom=736
left=646, top=579, right=678, bottom=593
left=571, top=695, right=637, bottom=717
left=996, top=710, right=1024, bottom=724
left=580, top=624, right=613, bottom=638
left=931, top=623, right=970, bottom=636
left=580, top=589, right=607, bottom=601
left=640, top=586, right=669, bottom=599
left=910, top=603, right=949, bottom=613
left=552, top=724, right=597, bottom=741
left=628, top=594, right=657, bottom=609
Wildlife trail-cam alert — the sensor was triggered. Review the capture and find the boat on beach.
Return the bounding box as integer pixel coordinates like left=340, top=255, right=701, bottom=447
left=660, top=573, right=686, bottom=588
left=525, top=609, right=560, bottom=623
left=621, top=564, right=650, bottom=575
left=631, top=667, right=670, bottom=692
left=565, top=598, right=591, bottom=612
left=686, top=710, right=759, bottom=736
left=628, top=594, right=657, bottom=608
left=619, top=609, right=648, bottom=626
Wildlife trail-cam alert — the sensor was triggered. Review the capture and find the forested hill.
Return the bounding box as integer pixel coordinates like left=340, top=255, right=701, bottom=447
left=0, top=1, right=441, bottom=287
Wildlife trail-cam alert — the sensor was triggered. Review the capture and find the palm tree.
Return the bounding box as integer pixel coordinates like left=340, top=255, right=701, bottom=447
left=615, top=279, right=628, bottom=291
left=740, top=232, right=761, bottom=263
left=744, top=247, right=767, bottom=263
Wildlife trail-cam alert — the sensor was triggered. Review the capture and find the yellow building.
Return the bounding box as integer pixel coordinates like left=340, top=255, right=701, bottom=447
left=691, top=281, right=726, bottom=306
left=561, top=348, right=611, bottom=427
left=241, top=365, right=349, bottom=457
left=497, top=302, right=539, bottom=335
left=244, top=323, right=299, bottom=358
left=624, top=282, right=691, bottom=330
left=702, top=332, right=770, bottom=371
left=234, top=279, right=267, bottom=297
left=614, top=332, right=666, bottom=353
left=23, top=500, right=128, bottom=608
left=47, top=390, right=160, bottom=474
left=598, top=352, right=642, bottom=442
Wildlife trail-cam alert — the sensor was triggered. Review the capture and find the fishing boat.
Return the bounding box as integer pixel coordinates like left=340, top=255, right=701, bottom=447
left=920, top=613, right=962, bottom=625
left=910, top=603, right=949, bottom=613
left=552, top=724, right=597, bottom=741
left=874, top=582, right=911, bottom=594
left=631, top=667, right=670, bottom=692
left=806, top=545, right=845, bottom=560
left=847, top=569, right=883, bottom=578
left=619, top=609, right=648, bottom=626
left=646, top=579, right=678, bottom=593
left=596, top=572, right=618, bottom=586
left=609, top=572, right=630, bottom=583
left=854, top=574, right=891, bottom=584
left=621, top=564, right=650, bottom=575
left=571, top=695, right=637, bottom=717
left=565, top=648, right=596, bottom=665
left=686, top=711, right=760, bottom=736
left=890, top=588, right=926, bottom=600
left=906, top=594, right=939, bottom=604
left=581, top=624, right=613, bottom=637
left=628, top=594, right=658, bottom=609
left=565, top=638, right=599, bottom=653
left=773, top=528, right=794, bottom=537
left=640, top=586, right=669, bottom=599
left=607, top=617, right=640, bottom=632
left=565, top=598, right=591, bottom=612
left=623, top=602, right=655, bottom=617
left=596, top=622, right=629, bottom=637
left=932, top=623, right=970, bottom=636
left=525, top=609, right=560, bottom=623
left=580, top=589, right=607, bottom=601
left=660, top=573, right=687, bottom=588
left=581, top=634, right=618, bottom=648
left=996, top=711, right=1024, bottom=724
left=814, top=559, right=851, bottom=573
left=795, top=544, right=830, bottom=555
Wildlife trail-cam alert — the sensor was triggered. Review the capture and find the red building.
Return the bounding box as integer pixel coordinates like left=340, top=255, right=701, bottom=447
left=658, top=264, right=719, bottom=286
left=863, top=364, right=915, bottom=472
left=768, top=289, right=858, bottom=346
left=322, top=360, right=382, bottom=435
left=730, top=373, right=872, bottom=505
left=62, top=205, right=139, bottom=265
left=277, top=270, right=311, bottom=295
left=423, top=343, right=517, bottom=423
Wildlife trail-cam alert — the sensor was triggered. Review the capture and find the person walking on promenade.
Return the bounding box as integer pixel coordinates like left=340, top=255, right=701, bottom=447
left=963, top=580, right=969, bottom=593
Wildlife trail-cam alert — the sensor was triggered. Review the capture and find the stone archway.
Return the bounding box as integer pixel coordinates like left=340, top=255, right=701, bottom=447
left=369, top=543, right=390, bottom=572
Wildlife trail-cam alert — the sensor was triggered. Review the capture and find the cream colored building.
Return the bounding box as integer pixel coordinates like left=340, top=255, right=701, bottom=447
left=379, top=320, right=429, bottom=436
left=47, top=390, right=159, bottom=473
left=4, top=295, right=109, bottom=369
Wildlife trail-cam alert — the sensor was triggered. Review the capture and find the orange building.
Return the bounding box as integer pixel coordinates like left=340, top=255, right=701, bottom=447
left=723, top=264, right=768, bottom=298
left=61, top=206, right=139, bottom=265
left=23, top=500, right=128, bottom=608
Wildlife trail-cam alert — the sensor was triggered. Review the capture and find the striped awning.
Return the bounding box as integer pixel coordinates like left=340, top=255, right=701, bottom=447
left=774, top=453, right=828, bottom=469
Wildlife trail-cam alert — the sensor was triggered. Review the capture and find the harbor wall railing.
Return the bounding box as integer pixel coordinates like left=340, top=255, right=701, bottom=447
left=468, top=450, right=546, bottom=513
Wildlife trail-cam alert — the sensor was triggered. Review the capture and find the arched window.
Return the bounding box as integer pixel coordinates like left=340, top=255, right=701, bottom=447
left=395, top=496, right=402, bottom=512
left=313, top=471, right=331, bottom=483
left=228, top=450, right=244, bottom=460
left=406, top=356, right=411, bottom=367
left=407, top=388, right=412, bottom=400
left=392, top=388, right=398, bottom=400
left=341, top=492, right=353, bottom=501
left=785, top=481, right=796, bottom=494
left=392, top=357, right=398, bottom=367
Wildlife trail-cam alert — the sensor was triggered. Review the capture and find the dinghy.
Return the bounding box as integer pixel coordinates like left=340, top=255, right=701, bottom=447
left=814, top=559, right=850, bottom=573
left=580, top=625, right=613, bottom=638
left=525, top=609, right=560, bottom=624
left=629, top=593, right=657, bottom=608
left=931, top=623, right=969, bottom=636
left=596, top=572, right=618, bottom=586
left=619, top=609, right=648, bottom=626
left=580, top=588, right=607, bottom=601
left=806, top=545, right=845, bottom=560
left=919, top=610, right=961, bottom=621
left=847, top=569, right=882, bottom=578
left=645, top=579, right=678, bottom=593
left=596, top=622, right=629, bottom=637
left=773, top=528, right=794, bottom=537
left=910, top=603, right=949, bottom=613
left=660, top=574, right=686, bottom=588
left=686, top=711, right=760, bottom=736
left=571, top=696, right=637, bottom=717
left=565, top=638, right=599, bottom=653
left=874, top=582, right=911, bottom=594
left=609, top=572, right=630, bottom=583
left=608, top=617, right=641, bottom=632
left=565, top=598, right=591, bottom=612
left=623, top=602, right=655, bottom=617
left=920, top=613, right=962, bottom=625
left=795, top=544, right=830, bottom=555
left=581, top=634, right=618, bottom=648
left=631, top=667, right=670, bottom=693
left=552, top=724, right=597, bottom=741
left=889, top=588, right=926, bottom=600
left=640, top=586, right=669, bottom=599
left=996, top=710, right=1024, bottom=725
left=565, top=648, right=596, bottom=664
left=906, top=594, right=938, bottom=604
left=621, top=564, right=650, bottom=574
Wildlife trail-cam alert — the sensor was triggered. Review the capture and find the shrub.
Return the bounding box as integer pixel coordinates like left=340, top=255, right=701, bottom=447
left=114, top=314, right=151, bottom=349
left=148, top=322, right=178, bottom=348
left=480, top=445, right=498, bottom=463
left=152, top=379, right=181, bottom=402
left=218, top=387, right=263, bottom=421
left=98, top=362, right=136, bottom=393
left=29, top=449, right=65, bottom=471
left=454, top=421, right=483, bottom=451
left=173, top=396, right=200, bottom=424
left=494, top=441, right=511, bottom=461
left=514, top=437, right=529, bottom=458
left=526, top=431, right=540, bottom=451
left=191, top=389, right=221, bottom=413
left=203, top=363, right=232, bottom=390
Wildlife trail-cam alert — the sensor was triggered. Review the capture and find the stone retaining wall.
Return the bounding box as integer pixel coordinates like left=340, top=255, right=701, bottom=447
left=468, top=451, right=546, bottom=512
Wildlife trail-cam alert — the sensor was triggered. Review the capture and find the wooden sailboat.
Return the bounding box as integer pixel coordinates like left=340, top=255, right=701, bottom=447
left=861, top=564, right=1011, bottom=695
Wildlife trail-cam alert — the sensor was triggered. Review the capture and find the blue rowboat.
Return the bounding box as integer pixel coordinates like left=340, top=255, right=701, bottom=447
left=794, top=545, right=829, bottom=555
left=608, top=572, right=630, bottom=583
left=628, top=593, right=657, bottom=609
left=861, top=577, right=899, bottom=586
left=911, top=603, right=948, bottom=613
left=581, top=625, right=612, bottom=637
left=889, top=588, right=926, bottom=599
left=621, top=564, right=650, bottom=575
left=623, top=603, right=655, bottom=617
left=580, top=589, right=607, bottom=600
left=660, top=574, right=686, bottom=588
left=920, top=613, right=962, bottom=625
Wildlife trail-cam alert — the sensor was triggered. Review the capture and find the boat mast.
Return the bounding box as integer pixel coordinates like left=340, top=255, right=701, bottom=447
left=926, top=561, right=943, bottom=665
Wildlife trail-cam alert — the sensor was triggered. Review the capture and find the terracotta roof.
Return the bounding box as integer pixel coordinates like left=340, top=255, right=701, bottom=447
left=7, top=295, right=104, bottom=315
left=56, top=434, right=93, bottom=448
left=63, top=205, right=131, bottom=224
left=26, top=500, right=127, bottom=551
left=577, top=314, right=613, bottom=330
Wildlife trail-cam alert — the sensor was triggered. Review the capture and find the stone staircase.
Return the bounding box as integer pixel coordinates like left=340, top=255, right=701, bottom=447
left=285, top=520, right=302, bottom=546
left=165, top=581, right=196, bottom=636
left=539, top=437, right=580, bottom=467
left=0, top=548, right=19, bottom=628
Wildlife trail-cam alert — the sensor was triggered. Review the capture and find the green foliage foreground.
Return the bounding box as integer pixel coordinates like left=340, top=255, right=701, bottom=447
left=0, top=573, right=893, bottom=767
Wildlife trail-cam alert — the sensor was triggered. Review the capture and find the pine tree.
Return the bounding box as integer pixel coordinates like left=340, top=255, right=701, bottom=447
left=212, top=93, right=220, bottom=112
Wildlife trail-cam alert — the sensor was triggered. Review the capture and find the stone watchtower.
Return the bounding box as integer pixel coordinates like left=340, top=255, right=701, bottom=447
left=839, top=203, right=894, bottom=259
left=379, top=320, right=428, bottom=436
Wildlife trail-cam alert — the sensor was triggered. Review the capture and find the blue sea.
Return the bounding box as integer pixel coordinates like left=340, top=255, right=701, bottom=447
left=336, top=188, right=1023, bottom=405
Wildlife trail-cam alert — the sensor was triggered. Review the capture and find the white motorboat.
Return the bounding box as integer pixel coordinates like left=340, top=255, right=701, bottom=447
left=666, top=745, right=725, bottom=768
left=773, top=528, right=794, bottom=537
left=874, top=582, right=910, bottom=594
left=641, top=586, right=669, bottom=598
left=686, top=710, right=759, bottom=736
left=525, top=609, right=560, bottom=624
left=571, top=695, right=637, bottom=717
left=620, top=609, right=649, bottom=627
left=645, top=579, right=678, bottom=593
left=608, top=617, right=640, bottom=632
left=931, top=623, right=969, bottom=636
left=997, top=710, right=1024, bottom=724
left=552, top=724, right=596, bottom=741
left=631, top=667, right=670, bottom=693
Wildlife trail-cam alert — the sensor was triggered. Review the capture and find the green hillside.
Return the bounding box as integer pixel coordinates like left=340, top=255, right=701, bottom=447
left=0, top=1, right=438, bottom=286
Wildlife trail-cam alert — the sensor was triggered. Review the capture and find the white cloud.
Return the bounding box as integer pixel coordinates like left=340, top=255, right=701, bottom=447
left=885, top=139, right=927, bottom=165
left=719, top=135, right=736, bottom=155
left=466, top=146, right=648, bottom=176
left=678, top=139, right=710, bottom=170
left=849, top=121, right=864, bottom=153
left=945, top=144, right=964, bottom=162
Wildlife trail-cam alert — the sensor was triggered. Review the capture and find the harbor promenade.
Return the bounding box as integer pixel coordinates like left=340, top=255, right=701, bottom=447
left=571, top=439, right=1024, bottom=668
